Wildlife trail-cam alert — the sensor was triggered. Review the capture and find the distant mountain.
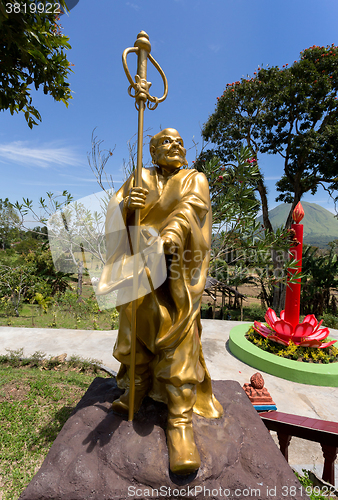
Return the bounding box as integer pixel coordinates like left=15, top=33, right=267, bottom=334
left=256, top=202, right=338, bottom=248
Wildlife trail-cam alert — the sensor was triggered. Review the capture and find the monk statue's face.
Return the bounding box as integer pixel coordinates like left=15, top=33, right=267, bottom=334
left=150, top=128, right=188, bottom=173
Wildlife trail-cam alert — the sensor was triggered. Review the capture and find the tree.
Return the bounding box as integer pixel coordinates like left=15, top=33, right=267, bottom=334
left=0, top=198, right=20, bottom=250
left=200, top=44, right=338, bottom=310
left=13, top=131, right=117, bottom=299
left=201, top=44, right=338, bottom=229
left=0, top=0, right=72, bottom=128
left=198, top=147, right=294, bottom=310
left=0, top=263, right=36, bottom=316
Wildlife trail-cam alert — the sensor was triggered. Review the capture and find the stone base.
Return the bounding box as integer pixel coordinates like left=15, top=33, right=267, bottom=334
left=20, top=378, right=309, bottom=500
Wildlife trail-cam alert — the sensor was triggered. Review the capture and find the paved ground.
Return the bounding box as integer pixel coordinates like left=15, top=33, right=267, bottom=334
left=1, top=320, right=338, bottom=487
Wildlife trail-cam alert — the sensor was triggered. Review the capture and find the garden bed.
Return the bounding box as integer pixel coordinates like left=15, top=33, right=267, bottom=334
left=229, top=324, right=338, bottom=387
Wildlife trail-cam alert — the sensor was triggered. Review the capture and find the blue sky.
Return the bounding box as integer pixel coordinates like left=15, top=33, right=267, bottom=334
left=2, top=0, right=338, bottom=220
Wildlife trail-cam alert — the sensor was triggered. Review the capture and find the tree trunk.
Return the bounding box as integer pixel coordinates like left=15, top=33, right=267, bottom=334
left=285, top=191, right=302, bottom=229
left=271, top=248, right=288, bottom=313
left=256, top=173, right=284, bottom=310
left=272, top=282, right=286, bottom=313
left=256, top=176, right=273, bottom=232
left=77, top=261, right=83, bottom=298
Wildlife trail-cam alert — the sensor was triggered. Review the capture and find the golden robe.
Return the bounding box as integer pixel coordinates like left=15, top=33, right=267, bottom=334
left=97, top=166, right=222, bottom=418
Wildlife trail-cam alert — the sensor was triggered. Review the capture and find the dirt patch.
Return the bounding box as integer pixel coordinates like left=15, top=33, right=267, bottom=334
left=0, top=381, right=31, bottom=402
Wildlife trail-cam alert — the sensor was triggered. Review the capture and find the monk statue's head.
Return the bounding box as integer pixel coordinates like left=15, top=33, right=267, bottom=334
left=149, top=128, right=188, bottom=174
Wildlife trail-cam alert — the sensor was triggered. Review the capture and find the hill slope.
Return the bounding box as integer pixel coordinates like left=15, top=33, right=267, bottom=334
left=256, top=202, right=338, bottom=248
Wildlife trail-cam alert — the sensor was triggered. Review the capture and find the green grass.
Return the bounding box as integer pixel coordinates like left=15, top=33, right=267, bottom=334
left=0, top=281, right=119, bottom=330
left=0, top=355, right=110, bottom=500
left=296, top=470, right=338, bottom=499
left=0, top=302, right=115, bottom=330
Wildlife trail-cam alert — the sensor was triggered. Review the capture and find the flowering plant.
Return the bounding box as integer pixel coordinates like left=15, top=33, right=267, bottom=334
left=254, top=308, right=336, bottom=349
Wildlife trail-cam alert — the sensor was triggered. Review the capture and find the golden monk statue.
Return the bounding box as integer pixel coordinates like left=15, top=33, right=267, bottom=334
left=97, top=128, right=223, bottom=475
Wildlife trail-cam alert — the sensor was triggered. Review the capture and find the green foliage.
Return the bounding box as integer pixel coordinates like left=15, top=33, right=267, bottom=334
left=301, top=244, right=338, bottom=315
left=199, top=146, right=260, bottom=230
left=24, top=247, right=72, bottom=295
left=202, top=44, right=338, bottom=226
left=0, top=263, right=37, bottom=316
left=0, top=0, right=72, bottom=128
left=320, top=313, right=338, bottom=329
left=15, top=191, right=106, bottom=278
left=295, top=470, right=337, bottom=500
left=246, top=326, right=338, bottom=363
left=242, top=306, right=266, bottom=322
left=110, top=308, right=119, bottom=329
left=15, top=237, right=42, bottom=254
left=32, top=292, right=52, bottom=314
left=0, top=198, right=20, bottom=250
left=200, top=146, right=290, bottom=289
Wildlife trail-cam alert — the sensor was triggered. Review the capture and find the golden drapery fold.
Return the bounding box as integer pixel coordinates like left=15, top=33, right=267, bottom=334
left=97, top=166, right=223, bottom=418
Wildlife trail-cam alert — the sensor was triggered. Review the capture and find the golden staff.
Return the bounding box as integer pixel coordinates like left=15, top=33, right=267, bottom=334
left=122, top=31, right=168, bottom=421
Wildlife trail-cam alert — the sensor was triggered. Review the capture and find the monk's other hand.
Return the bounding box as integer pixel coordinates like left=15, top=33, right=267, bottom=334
left=162, top=236, right=178, bottom=255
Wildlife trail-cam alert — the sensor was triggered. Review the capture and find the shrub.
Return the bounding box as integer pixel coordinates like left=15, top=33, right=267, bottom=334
left=243, top=306, right=266, bottom=321
left=320, top=313, right=338, bottom=329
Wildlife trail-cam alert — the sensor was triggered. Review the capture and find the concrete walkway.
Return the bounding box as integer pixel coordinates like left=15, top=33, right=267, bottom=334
left=1, top=320, right=338, bottom=486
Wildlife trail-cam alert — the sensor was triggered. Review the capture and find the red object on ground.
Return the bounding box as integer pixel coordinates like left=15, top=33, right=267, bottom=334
left=242, top=372, right=275, bottom=405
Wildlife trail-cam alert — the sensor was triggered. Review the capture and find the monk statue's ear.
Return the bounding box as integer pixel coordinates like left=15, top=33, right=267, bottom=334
left=150, top=145, right=157, bottom=164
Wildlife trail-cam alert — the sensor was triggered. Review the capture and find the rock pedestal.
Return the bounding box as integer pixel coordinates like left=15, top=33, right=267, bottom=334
left=20, top=378, right=309, bottom=500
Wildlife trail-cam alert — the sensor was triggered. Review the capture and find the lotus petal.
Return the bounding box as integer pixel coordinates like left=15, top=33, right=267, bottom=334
left=265, top=308, right=278, bottom=328
left=253, top=321, right=272, bottom=338
left=319, top=340, right=337, bottom=348
left=267, top=334, right=289, bottom=346
left=280, top=310, right=285, bottom=320
left=296, top=339, right=323, bottom=348
left=313, top=319, right=323, bottom=334
left=274, top=319, right=293, bottom=337
left=293, top=322, right=314, bottom=342
left=308, top=327, right=330, bottom=341
left=302, top=314, right=317, bottom=328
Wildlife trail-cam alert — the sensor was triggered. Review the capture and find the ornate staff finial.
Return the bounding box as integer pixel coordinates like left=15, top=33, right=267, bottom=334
left=122, top=30, right=168, bottom=111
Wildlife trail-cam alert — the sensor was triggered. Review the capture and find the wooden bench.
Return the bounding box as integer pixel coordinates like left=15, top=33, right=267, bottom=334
left=259, top=411, right=338, bottom=486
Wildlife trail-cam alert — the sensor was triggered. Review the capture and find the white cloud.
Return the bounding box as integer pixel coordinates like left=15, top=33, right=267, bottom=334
left=0, top=141, right=83, bottom=168
left=208, top=44, right=221, bottom=53
left=126, top=2, right=140, bottom=11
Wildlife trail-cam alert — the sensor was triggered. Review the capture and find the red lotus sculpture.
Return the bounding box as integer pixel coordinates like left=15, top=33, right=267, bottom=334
left=254, top=308, right=337, bottom=349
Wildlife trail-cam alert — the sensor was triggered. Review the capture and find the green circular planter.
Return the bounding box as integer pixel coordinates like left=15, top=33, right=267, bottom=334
left=229, top=323, right=338, bottom=387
